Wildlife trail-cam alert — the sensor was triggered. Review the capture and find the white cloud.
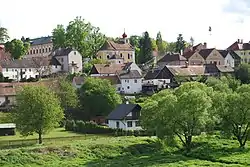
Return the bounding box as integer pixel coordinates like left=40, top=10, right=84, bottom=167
left=0, top=0, right=249, bottom=49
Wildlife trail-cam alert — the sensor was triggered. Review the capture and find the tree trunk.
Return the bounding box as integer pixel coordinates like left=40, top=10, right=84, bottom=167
left=38, top=132, right=42, bottom=144
left=185, top=135, right=192, bottom=152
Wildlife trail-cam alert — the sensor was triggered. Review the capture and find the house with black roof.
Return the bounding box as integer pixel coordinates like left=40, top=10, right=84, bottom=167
left=107, top=104, right=142, bottom=130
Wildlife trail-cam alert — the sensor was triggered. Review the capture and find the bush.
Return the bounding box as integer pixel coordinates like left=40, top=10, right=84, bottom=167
left=65, top=120, right=76, bottom=131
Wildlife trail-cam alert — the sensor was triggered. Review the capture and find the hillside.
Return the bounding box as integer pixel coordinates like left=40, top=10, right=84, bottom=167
left=0, top=135, right=250, bottom=167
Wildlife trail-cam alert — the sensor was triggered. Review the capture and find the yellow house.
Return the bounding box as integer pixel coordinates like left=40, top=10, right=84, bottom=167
left=97, top=34, right=135, bottom=64
left=227, top=40, right=250, bottom=64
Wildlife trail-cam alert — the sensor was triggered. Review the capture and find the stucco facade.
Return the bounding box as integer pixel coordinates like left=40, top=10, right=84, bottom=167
left=119, top=78, right=142, bottom=94
left=188, top=52, right=205, bottom=65
left=97, top=50, right=135, bottom=63
left=205, top=49, right=225, bottom=65
left=108, top=119, right=141, bottom=130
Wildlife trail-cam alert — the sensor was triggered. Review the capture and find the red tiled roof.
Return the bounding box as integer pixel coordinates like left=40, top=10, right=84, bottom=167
left=93, top=64, right=124, bottom=74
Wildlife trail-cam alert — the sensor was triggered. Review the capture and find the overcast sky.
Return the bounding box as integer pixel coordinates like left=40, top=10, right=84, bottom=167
left=0, top=0, right=250, bottom=49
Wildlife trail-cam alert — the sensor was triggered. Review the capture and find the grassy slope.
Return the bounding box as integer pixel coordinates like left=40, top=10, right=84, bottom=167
left=0, top=135, right=250, bottom=167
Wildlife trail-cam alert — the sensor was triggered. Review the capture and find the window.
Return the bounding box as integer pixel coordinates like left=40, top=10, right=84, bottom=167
left=36, top=49, right=38, bottom=53
left=15, top=75, right=17, bottom=78
left=107, top=55, right=110, bottom=59
left=218, top=61, right=220, bottom=65
left=6, top=68, right=8, bottom=72
left=245, top=58, right=248, bottom=63
left=49, top=47, right=51, bottom=52
left=74, top=51, right=76, bottom=55
left=39, top=49, right=41, bottom=53
left=30, top=50, right=33, bottom=54
left=116, top=121, right=120, bottom=128
left=55, top=65, right=57, bottom=68
left=33, top=50, right=35, bottom=54
left=120, top=53, right=122, bottom=57
left=45, top=48, right=48, bottom=52
left=12, top=69, right=14, bottom=72
left=134, top=79, right=137, bottom=83
left=127, top=86, right=130, bottom=89
left=118, top=87, right=121, bottom=91
left=12, top=75, right=14, bottom=78
left=29, top=69, right=31, bottom=72
left=135, top=121, right=140, bottom=127
left=128, top=54, right=130, bottom=59
left=127, top=121, right=132, bottom=127
left=42, top=48, right=44, bottom=53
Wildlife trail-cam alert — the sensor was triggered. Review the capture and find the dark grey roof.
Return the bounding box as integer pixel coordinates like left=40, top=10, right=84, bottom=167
left=118, top=70, right=141, bottom=79
left=229, top=50, right=241, bottom=60
left=122, top=62, right=133, bottom=70
left=52, top=48, right=74, bottom=57
left=144, top=66, right=165, bottom=80
left=107, top=104, right=141, bottom=120
left=158, top=53, right=186, bottom=63
left=198, top=49, right=214, bottom=59
left=30, top=36, right=52, bottom=45
left=218, top=50, right=229, bottom=58
left=50, top=57, right=61, bottom=66
left=1, top=59, right=40, bottom=68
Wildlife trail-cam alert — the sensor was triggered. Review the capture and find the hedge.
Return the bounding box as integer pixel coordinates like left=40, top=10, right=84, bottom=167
left=65, top=120, right=153, bottom=136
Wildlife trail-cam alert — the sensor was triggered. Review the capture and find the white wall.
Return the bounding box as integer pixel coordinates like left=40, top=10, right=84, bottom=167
left=129, top=63, right=142, bottom=75
left=120, top=78, right=142, bottom=94
left=143, top=79, right=170, bottom=89
left=2, top=68, right=39, bottom=80
left=68, top=51, right=83, bottom=73
left=55, top=55, right=69, bottom=72
left=225, top=53, right=235, bottom=68
left=108, top=120, right=142, bottom=130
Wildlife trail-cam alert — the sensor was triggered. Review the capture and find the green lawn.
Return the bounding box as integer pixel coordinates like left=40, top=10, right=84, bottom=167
left=0, top=134, right=250, bottom=167
left=0, top=128, right=84, bottom=141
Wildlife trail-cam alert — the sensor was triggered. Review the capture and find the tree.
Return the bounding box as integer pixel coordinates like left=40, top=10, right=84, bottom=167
left=165, top=42, right=176, bottom=53
left=4, top=39, right=30, bottom=59
left=83, top=58, right=107, bottom=74
left=13, top=86, right=64, bottom=144
left=156, top=31, right=165, bottom=55
left=0, top=27, right=9, bottom=43
left=52, top=17, right=105, bottom=58
left=52, top=24, right=67, bottom=49
left=56, top=79, right=79, bottom=119
left=87, top=27, right=106, bottom=58
left=213, top=86, right=250, bottom=148
left=142, top=82, right=212, bottom=151
left=235, top=64, right=250, bottom=84
left=129, top=35, right=141, bottom=63
left=138, top=31, right=153, bottom=64
left=79, top=77, right=122, bottom=118
left=175, top=34, right=186, bottom=54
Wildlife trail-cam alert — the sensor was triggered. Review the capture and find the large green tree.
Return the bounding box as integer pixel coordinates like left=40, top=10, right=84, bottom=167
left=79, top=77, right=121, bottom=118
left=235, top=63, right=250, bottom=84
left=129, top=35, right=141, bottom=63
left=56, top=79, right=79, bottom=119
left=165, top=42, right=176, bottom=53
left=13, top=86, right=64, bottom=144
left=156, top=31, right=165, bottom=55
left=52, top=17, right=105, bottom=58
left=5, top=39, right=30, bottom=59
left=138, top=31, right=153, bottom=64
left=0, top=27, right=9, bottom=43
left=175, top=34, right=186, bottom=54
left=142, top=82, right=212, bottom=151
left=52, top=24, right=67, bottom=49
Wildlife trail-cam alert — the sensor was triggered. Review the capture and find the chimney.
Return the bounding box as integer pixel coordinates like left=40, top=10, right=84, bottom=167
left=241, top=39, right=243, bottom=44
left=203, top=42, right=207, bottom=49
left=238, top=39, right=240, bottom=43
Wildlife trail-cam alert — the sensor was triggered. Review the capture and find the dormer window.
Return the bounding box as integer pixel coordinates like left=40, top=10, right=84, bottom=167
left=120, top=53, right=123, bottom=58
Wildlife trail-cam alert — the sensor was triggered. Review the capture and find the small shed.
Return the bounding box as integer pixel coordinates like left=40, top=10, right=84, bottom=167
left=0, top=123, right=16, bottom=136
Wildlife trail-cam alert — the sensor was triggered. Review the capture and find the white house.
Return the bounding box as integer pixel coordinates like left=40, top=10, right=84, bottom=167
left=107, top=104, right=142, bottom=130
left=218, top=50, right=235, bottom=68
left=51, top=48, right=83, bottom=74
left=0, top=57, right=61, bottom=81
left=117, top=70, right=142, bottom=94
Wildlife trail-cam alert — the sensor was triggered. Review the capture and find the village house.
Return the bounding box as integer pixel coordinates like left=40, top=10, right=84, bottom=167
left=143, top=64, right=234, bottom=91
left=0, top=85, right=16, bottom=111
left=50, top=48, right=83, bottom=74
left=97, top=32, right=135, bottom=64
left=24, top=36, right=53, bottom=58
left=90, top=62, right=142, bottom=94
left=227, top=39, right=250, bottom=64
left=107, top=104, right=142, bottom=130
left=0, top=57, right=61, bottom=81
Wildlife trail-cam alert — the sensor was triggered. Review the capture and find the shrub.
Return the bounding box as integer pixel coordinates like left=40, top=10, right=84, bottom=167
left=65, top=120, right=76, bottom=131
